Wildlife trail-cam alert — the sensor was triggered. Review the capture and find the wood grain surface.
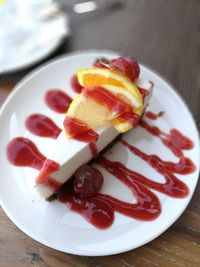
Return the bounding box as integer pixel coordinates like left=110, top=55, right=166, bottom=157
left=0, top=0, right=200, bottom=266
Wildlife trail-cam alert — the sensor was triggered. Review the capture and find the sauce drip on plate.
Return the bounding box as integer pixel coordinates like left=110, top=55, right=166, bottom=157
left=45, top=89, right=72, bottom=113
left=26, top=114, right=61, bottom=139
left=7, top=110, right=196, bottom=228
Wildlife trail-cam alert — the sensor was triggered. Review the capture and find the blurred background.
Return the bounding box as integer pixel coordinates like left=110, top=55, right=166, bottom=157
left=0, top=0, right=199, bottom=120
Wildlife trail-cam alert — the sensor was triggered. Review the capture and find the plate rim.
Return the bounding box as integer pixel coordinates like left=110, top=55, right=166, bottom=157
left=0, top=15, right=70, bottom=75
left=0, top=38, right=64, bottom=75
left=0, top=49, right=199, bottom=256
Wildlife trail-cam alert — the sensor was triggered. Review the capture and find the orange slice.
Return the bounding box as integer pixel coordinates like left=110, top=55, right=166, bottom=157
left=76, top=68, right=143, bottom=116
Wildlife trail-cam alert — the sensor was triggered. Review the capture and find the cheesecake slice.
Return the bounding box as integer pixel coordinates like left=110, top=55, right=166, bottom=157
left=35, top=79, right=153, bottom=199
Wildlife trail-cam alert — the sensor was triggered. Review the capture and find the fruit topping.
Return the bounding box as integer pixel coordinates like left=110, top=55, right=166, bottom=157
left=74, top=165, right=104, bottom=196
left=93, top=56, right=140, bottom=82
left=65, top=57, right=144, bottom=140
left=111, top=57, right=140, bottom=81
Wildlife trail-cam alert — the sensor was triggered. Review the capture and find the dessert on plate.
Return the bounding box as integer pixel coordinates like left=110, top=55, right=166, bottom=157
left=6, top=55, right=196, bottom=229
left=33, top=57, right=153, bottom=199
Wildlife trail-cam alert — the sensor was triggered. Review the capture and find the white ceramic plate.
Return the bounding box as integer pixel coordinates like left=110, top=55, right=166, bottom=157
left=0, top=13, right=69, bottom=74
left=0, top=51, right=199, bottom=256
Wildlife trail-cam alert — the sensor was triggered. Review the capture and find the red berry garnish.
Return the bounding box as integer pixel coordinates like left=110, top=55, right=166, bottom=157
left=110, top=57, right=140, bottom=81
left=74, top=165, right=103, bottom=197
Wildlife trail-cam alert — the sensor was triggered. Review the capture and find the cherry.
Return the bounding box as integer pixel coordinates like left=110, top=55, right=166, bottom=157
left=93, top=56, right=140, bottom=81
left=73, top=165, right=103, bottom=197
left=111, top=57, right=140, bottom=81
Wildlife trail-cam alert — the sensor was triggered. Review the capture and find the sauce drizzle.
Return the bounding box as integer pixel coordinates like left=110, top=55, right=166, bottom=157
left=6, top=111, right=196, bottom=228
left=139, top=119, right=194, bottom=158
left=25, top=114, right=61, bottom=139
left=145, top=111, right=164, bottom=120
left=83, top=86, right=139, bottom=126
left=120, top=140, right=193, bottom=197
left=70, top=75, right=83, bottom=94
left=7, top=137, right=45, bottom=170
left=89, top=142, right=99, bottom=158
left=63, top=117, right=99, bottom=143
left=45, top=89, right=72, bottom=113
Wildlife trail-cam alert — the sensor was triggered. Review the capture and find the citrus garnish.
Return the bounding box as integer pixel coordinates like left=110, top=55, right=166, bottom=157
left=66, top=84, right=142, bottom=133
left=111, top=117, right=138, bottom=133
left=76, top=68, right=143, bottom=116
left=66, top=93, right=110, bottom=129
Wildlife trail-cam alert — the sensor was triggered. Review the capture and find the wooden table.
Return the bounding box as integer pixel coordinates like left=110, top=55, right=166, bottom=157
left=0, top=0, right=199, bottom=266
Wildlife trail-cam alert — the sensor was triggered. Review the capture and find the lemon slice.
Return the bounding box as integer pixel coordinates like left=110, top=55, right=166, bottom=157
left=76, top=68, right=143, bottom=116
left=99, top=85, right=140, bottom=133
left=112, top=120, right=134, bottom=133
left=67, top=94, right=110, bottom=129
left=67, top=84, right=142, bottom=133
